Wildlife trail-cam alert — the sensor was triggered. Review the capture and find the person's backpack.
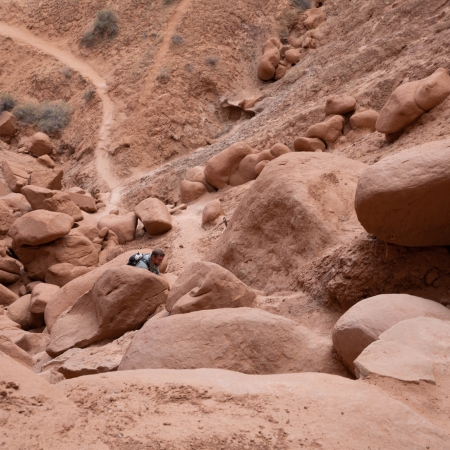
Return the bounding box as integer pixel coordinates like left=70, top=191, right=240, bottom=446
left=127, top=252, right=143, bottom=267
left=135, top=254, right=151, bottom=270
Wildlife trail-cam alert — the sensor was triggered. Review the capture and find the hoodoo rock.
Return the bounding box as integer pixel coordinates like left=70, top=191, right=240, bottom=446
left=47, top=266, right=169, bottom=357
left=43, top=191, right=83, bottom=222
left=119, top=308, right=338, bottom=375
left=0, top=111, right=17, bottom=137
left=208, top=152, right=367, bottom=292
left=204, top=142, right=258, bottom=189
left=166, top=261, right=256, bottom=314
left=355, top=140, right=450, bottom=246
left=134, top=197, right=172, bottom=235
left=305, top=115, right=345, bottom=145
left=8, top=210, right=74, bottom=247
left=97, top=212, right=137, bottom=244
left=350, top=109, right=379, bottom=131
left=28, top=169, right=63, bottom=190
left=325, top=95, right=356, bottom=115
left=332, top=293, right=450, bottom=373
left=376, top=68, right=450, bottom=134
left=202, top=199, right=223, bottom=224
left=257, top=38, right=281, bottom=81
left=27, top=132, right=53, bottom=157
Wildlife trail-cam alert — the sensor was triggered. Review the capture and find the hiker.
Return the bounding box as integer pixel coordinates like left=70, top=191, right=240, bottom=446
left=127, top=249, right=165, bottom=275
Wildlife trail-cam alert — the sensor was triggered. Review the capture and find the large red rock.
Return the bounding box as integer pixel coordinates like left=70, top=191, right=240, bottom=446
left=350, top=109, right=379, bottom=131
left=202, top=199, right=223, bottom=224
left=20, top=185, right=54, bottom=210
left=415, top=68, right=450, bottom=111
left=0, top=111, right=17, bottom=137
left=119, top=308, right=339, bottom=375
left=325, top=95, right=356, bottom=115
left=305, top=115, right=344, bottom=145
left=332, top=293, right=450, bottom=373
left=208, top=152, right=367, bottom=293
left=6, top=295, right=44, bottom=330
left=0, top=193, right=32, bottom=214
left=257, top=38, right=281, bottom=81
left=44, top=249, right=154, bottom=332
left=134, top=198, right=172, bottom=235
left=0, top=255, right=21, bottom=284
left=45, top=263, right=95, bottom=287
left=2, top=160, right=29, bottom=193
left=14, top=233, right=99, bottom=280
left=179, top=180, right=206, bottom=203
left=67, top=191, right=97, bottom=213
left=28, top=169, right=63, bottom=190
left=43, top=191, right=83, bottom=222
left=166, top=262, right=256, bottom=315
left=46, top=265, right=169, bottom=356
left=59, top=368, right=450, bottom=450
left=204, top=142, right=258, bottom=189
left=1, top=328, right=50, bottom=356
left=355, top=140, right=450, bottom=246
left=8, top=210, right=74, bottom=247
left=30, top=283, right=60, bottom=314
left=27, top=132, right=53, bottom=157
left=0, top=283, right=19, bottom=306
left=97, top=212, right=137, bottom=244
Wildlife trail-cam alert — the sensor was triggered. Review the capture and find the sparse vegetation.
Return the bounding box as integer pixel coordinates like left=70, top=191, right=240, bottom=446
left=157, top=67, right=171, bottom=83
left=13, top=101, right=72, bottom=134
left=83, top=87, right=95, bottom=103
left=293, top=0, right=311, bottom=10
left=81, top=9, right=119, bottom=47
left=163, top=0, right=178, bottom=5
left=60, top=66, right=72, bottom=78
left=0, top=93, right=16, bottom=114
left=171, top=34, right=185, bottom=46
left=205, top=56, right=219, bottom=66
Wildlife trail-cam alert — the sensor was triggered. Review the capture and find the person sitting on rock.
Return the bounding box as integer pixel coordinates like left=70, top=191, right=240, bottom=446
left=129, top=249, right=165, bottom=275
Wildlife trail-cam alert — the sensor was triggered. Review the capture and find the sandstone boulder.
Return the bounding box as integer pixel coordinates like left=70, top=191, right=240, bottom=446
left=415, top=67, right=450, bottom=111
left=0, top=328, right=50, bottom=356
left=97, top=212, right=137, bottom=244
left=30, top=283, right=59, bottom=314
left=21, top=185, right=54, bottom=210
left=119, top=308, right=338, bottom=375
left=47, top=265, right=169, bottom=356
left=0, top=255, right=21, bottom=284
left=0, top=180, right=8, bottom=196
left=204, top=142, right=258, bottom=189
left=0, top=283, right=19, bottom=306
left=27, top=132, right=53, bottom=157
left=208, top=152, right=367, bottom=292
left=285, top=49, right=301, bottom=64
left=0, top=335, right=33, bottom=367
left=28, top=169, right=63, bottom=190
left=37, top=154, right=55, bottom=168
left=0, top=306, right=20, bottom=329
left=6, top=295, right=44, bottom=330
left=355, top=140, right=450, bottom=246
left=43, top=191, right=83, bottom=222
left=59, top=368, right=450, bottom=450
left=67, top=191, right=97, bottom=213
left=44, top=263, right=94, bottom=287
left=0, top=192, right=32, bottom=214
left=166, top=262, right=256, bottom=314
left=202, top=199, right=223, bottom=224
left=255, top=160, right=269, bottom=175
left=305, top=115, right=344, bottom=145
left=332, top=293, right=450, bottom=373
left=257, top=38, right=281, bottom=81
left=134, top=198, right=172, bottom=235
left=180, top=180, right=206, bottom=204
left=274, top=64, right=286, bottom=80
left=325, top=95, right=356, bottom=115
left=0, top=208, right=14, bottom=235
left=294, top=136, right=326, bottom=152
left=14, top=233, right=99, bottom=281
left=8, top=210, right=74, bottom=247
left=350, top=109, right=379, bottom=131
left=2, top=160, right=29, bottom=192
left=0, top=111, right=17, bottom=137
left=269, top=143, right=291, bottom=157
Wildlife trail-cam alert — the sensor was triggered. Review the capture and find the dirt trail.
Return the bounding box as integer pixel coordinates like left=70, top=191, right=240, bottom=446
left=0, top=22, right=118, bottom=192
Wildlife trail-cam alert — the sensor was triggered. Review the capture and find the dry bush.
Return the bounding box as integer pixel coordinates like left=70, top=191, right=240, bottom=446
left=83, top=87, right=95, bottom=103
left=0, top=93, right=16, bottom=114
left=13, top=101, right=72, bottom=134
left=81, top=9, right=119, bottom=47
left=171, top=34, right=185, bottom=46
left=205, top=56, right=219, bottom=66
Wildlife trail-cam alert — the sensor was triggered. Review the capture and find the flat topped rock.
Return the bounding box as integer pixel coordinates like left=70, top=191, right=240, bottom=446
left=134, top=198, right=172, bottom=235
left=8, top=210, right=74, bottom=247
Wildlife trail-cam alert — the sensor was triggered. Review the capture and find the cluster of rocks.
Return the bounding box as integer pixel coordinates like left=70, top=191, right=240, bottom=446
left=257, top=7, right=327, bottom=82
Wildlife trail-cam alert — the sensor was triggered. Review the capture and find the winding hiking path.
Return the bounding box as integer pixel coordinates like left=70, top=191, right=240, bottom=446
left=0, top=22, right=118, bottom=192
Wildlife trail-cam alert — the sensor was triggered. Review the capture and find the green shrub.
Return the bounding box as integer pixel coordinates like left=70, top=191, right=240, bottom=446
left=13, top=101, right=72, bottom=134
left=0, top=93, right=16, bottom=114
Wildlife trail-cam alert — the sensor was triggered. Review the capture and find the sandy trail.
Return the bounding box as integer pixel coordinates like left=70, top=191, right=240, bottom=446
left=0, top=22, right=118, bottom=192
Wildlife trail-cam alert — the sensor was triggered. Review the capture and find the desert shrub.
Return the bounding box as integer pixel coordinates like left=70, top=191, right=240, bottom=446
left=60, top=66, right=72, bottom=78
left=293, top=0, right=311, bottom=10
left=163, top=0, right=178, bottom=5
left=205, top=56, right=219, bottom=66
left=157, top=67, right=171, bottom=83
left=13, top=101, right=72, bottom=134
left=81, top=9, right=118, bottom=47
left=0, top=93, right=16, bottom=114
left=94, top=9, right=119, bottom=37
left=83, top=87, right=95, bottom=102
left=171, top=34, right=184, bottom=45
